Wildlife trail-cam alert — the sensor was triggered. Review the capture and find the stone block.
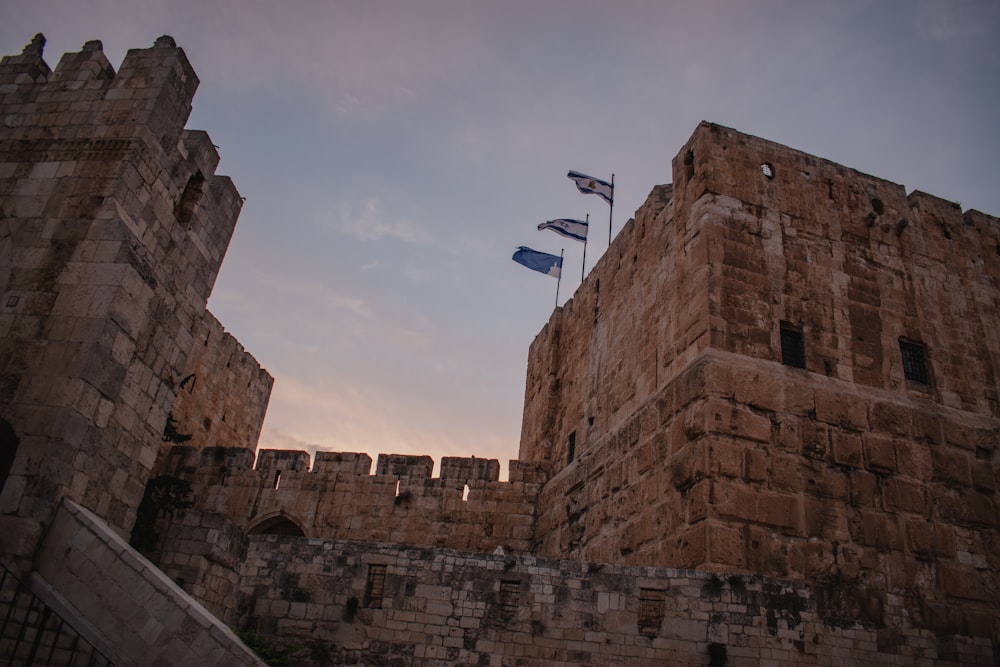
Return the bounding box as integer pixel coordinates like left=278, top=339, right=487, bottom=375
left=708, top=439, right=743, bottom=478
left=670, top=442, right=707, bottom=490
left=862, top=434, right=896, bottom=473
left=831, top=431, right=862, bottom=468
left=814, top=387, right=869, bottom=431
left=707, top=522, right=745, bottom=567
left=938, top=562, right=991, bottom=602
left=931, top=448, right=971, bottom=487
left=744, top=447, right=768, bottom=482
left=868, top=400, right=911, bottom=436
left=711, top=480, right=802, bottom=534
left=971, top=462, right=995, bottom=493
left=903, top=516, right=931, bottom=558
left=893, top=440, right=932, bottom=481
left=800, top=421, right=830, bottom=461
left=313, top=451, right=373, bottom=475
left=699, top=397, right=772, bottom=443
left=882, top=477, right=928, bottom=516
left=686, top=480, right=710, bottom=524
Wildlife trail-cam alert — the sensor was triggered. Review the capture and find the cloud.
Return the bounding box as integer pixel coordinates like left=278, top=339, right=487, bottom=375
left=913, top=0, right=998, bottom=42
left=326, top=198, right=424, bottom=243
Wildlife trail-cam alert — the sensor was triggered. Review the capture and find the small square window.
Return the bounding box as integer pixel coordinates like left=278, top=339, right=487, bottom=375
left=780, top=322, right=806, bottom=369
left=899, top=339, right=929, bottom=385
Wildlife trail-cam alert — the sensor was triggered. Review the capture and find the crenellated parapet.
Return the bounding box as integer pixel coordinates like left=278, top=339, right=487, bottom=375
left=151, top=446, right=548, bottom=557
left=0, top=34, right=267, bottom=564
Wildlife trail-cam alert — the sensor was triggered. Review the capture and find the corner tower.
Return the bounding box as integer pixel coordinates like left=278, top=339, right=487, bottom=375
left=0, top=35, right=269, bottom=566
left=519, top=122, right=999, bottom=637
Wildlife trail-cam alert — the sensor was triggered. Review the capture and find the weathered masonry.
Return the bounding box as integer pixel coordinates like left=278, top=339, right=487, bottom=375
left=1, top=34, right=997, bottom=667
left=0, top=35, right=270, bottom=665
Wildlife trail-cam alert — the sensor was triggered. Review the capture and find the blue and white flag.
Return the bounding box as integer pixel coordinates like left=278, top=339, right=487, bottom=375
left=512, top=246, right=562, bottom=278
left=538, top=218, right=588, bottom=243
left=568, top=170, right=613, bottom=205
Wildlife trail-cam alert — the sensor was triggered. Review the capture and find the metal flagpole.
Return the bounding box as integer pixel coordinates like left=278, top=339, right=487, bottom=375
left=608, top=173, right=615, bottom=246
left=555, top=248, right=564, bottom=309
left=581, top=214, right=589, bottom=282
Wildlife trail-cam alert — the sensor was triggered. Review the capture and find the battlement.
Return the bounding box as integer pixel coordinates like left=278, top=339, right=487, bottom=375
left=1, top=34, right=197, bottom=152
left=165, top=445, right=546, bottom=484
left=0, top=34, right=258, bottom=562
left=145, top=445, right=548, bottom=557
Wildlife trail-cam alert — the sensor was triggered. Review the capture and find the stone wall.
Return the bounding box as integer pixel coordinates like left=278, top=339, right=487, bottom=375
left=518, top=183, right=692, bottom=467
left=0, top=35, right=260, bottom=564
left=166, top=311, right=273, bottom=457
left=531, top=349, right=999, bottom=639
left=517, top=121, right=999, bottom=642
left=150, top=446, right=546, bottom=556
left=520, top=121, right=999, bottom=477
left=232, top=535, right=995, bottom=666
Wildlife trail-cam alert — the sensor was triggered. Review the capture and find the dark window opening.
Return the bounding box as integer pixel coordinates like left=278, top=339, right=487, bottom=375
left=248, top=515, right=304, bottom=537
left=567, top=431, right=576, bottom=464
left=176, top=171, right=205, bottom=227
left=638, top=588, right=666, bottom=636
left=0, top=419, right=19, bottom=496
left=364, top=564, right=387, bottom=609
left=498, top=580, right=520, bottom=622
left=780, top=322, right=806, bottom=369
left=899, top=339, right=930, bottom=385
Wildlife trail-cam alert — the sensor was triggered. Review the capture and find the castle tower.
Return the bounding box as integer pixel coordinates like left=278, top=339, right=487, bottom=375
left=0, top=34, right=268, bottom=567
left=519, top=122, right=999, bottom=638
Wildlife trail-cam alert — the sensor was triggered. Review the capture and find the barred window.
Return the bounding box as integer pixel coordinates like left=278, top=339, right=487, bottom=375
left=498, top=580, right=520, bottom=622
left=638, top=588, right=666, bottom=636
left=780, top=321, right=806, bottom=369
left=899, top=339, right=929, bottom=385
left=365, top=564, right=387, bottom=609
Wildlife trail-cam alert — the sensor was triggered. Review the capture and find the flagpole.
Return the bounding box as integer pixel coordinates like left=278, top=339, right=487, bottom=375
left=581, top=214, right=589, bottom=282
left=608, top=173, right=615, bottom=246
left=555, top=248, right=564, bottom=309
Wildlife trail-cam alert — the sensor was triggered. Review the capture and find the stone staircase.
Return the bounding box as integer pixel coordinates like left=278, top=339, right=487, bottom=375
left=0, top=563, right=114, bottom=666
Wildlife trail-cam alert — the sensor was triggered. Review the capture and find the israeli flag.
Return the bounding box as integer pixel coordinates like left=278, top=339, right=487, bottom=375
left=568, top=170, right=613, bottom=205
left=512, top=246, right=562, bottom=278
left=538, top=218, right=588, bottom=243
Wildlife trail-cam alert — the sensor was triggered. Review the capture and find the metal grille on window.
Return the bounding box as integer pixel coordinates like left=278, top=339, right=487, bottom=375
left=498, top=580, right=520, bottom=622
left=638, top=588, right=666, bottom=636
left=364, top=564, right=386, bottom=609
left=899, top=339, right=929, bottom=384
left=780, top=321, right=806, bottom=369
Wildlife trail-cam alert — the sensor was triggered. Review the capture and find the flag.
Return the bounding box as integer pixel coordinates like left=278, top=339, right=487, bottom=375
left=512, top=246, right=562, bottom=278
left=567, top=170, right=613, bottom=205
left=538, top=218, right=588, bottom=243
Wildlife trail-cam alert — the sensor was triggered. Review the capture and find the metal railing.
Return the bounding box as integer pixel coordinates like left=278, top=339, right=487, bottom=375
left=0, top=563, right=114, bottom=666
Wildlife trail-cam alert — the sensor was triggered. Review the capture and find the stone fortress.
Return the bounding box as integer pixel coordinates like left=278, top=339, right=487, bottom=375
left=0, top=35, right=997, bottom=667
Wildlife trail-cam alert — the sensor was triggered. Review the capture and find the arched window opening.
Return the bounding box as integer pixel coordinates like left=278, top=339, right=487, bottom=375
left=176, top=171, right=205, bottom=227
left=248, top=515, right=305, bottom=537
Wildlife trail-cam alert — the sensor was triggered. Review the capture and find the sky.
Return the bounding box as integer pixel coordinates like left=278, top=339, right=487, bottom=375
left=2, top=1, right=998, bottom=476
